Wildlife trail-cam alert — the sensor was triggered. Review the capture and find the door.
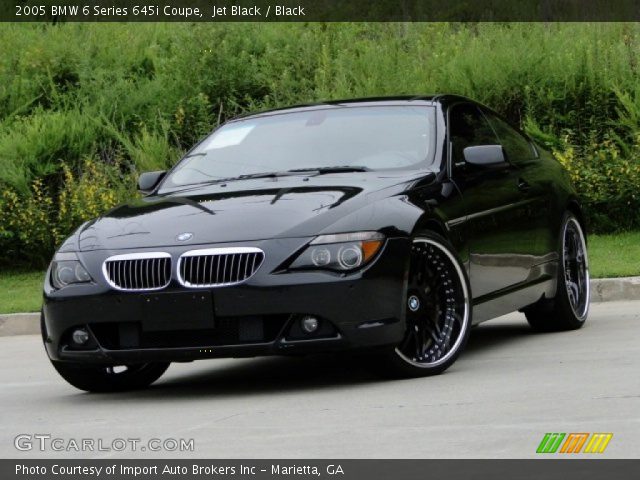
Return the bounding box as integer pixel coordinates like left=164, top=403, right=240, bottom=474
left=481, top=108, right=555, bottom=264
left=447, top=103, right=539, bottom=299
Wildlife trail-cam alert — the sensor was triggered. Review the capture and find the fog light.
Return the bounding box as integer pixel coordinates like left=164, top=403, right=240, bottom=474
left=300, top=316, right=319, bottom=334
left=71, top=328, right=90, bottom=345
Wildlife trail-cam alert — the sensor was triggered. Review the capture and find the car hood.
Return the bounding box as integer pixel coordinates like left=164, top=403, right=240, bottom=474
left=77, top=172, right=433, bottom=251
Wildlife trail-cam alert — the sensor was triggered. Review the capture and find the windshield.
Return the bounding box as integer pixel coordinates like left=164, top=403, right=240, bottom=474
left=159, top=105, right=435, bottom=191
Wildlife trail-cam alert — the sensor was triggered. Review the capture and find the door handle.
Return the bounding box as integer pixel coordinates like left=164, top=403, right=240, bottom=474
left=517, top=178, right=531, bottom=192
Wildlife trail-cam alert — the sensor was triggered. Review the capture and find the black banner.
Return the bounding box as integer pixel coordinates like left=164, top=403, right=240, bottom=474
left=4, top=460, right=640, bottom=480
left=5, top=0, right=640, bottom=22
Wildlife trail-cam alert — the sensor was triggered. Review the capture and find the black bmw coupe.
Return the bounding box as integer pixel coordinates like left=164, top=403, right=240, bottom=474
left=42, top=95, right=590, bottom=392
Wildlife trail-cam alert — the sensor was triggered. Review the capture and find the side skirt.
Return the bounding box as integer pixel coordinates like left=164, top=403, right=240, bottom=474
left=471, top=261, right=558, bottom=324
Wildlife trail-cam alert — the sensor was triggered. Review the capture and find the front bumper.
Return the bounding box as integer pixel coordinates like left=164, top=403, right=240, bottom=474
left=42, top=237, right=409, bottom=364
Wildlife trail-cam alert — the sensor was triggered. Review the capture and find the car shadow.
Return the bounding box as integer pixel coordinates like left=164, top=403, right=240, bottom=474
left=126, top=352, right=380, bottom=399
left=73, top=318, right=546, bottom=400
left=464, top=319, right=536, bottom=355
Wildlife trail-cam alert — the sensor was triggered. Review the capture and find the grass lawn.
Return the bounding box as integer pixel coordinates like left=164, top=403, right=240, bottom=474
left=589, top=231, right=640, bottom=279
left=0, top=232, right=638, bottom=314
left=0, top=270, right=44, bottom=314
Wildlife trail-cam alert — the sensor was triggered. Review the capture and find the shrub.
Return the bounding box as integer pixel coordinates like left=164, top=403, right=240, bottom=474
left=0, top=179, right=55, bottom=267
left=1, top=22, right=640, bottom=267
left=0, top=158, right=134, bottom=267
left=0, top=109, right=100, bottom=194
left=553, top=135, right=640, bottom=232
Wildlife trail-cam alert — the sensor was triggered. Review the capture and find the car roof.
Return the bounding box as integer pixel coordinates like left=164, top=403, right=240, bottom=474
left=232, top=94, right=477, bottom=121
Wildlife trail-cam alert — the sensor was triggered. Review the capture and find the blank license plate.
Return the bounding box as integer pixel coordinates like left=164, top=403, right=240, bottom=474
left=141, top=291, right=214, bottom=331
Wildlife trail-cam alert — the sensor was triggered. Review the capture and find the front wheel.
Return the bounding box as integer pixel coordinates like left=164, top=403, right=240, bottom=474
left=377, top=232, right=472, bottom=378
left=51, top=361, right=170, bottom=393
left=525, top=212, right=590, bottom=331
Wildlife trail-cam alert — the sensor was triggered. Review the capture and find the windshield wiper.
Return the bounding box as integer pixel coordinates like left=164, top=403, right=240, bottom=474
left=170, top=171, right=290, bottom=190
left=235, top=171, right=288, bottom=180
left=164, top=166, right=369, bottom=193
left=287, top=166, right=370, bottom=174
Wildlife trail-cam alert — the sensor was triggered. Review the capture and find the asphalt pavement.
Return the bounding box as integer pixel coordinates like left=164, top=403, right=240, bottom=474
left=1, top=301, right=638, bottom=459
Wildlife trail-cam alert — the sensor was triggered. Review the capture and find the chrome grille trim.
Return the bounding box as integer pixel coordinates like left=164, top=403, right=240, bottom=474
left=102, top=252, right=172, bottom=291
left=177, top=247, right=265, bottom=288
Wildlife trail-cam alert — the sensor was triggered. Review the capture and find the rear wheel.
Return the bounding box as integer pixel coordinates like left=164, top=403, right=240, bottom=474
left=378, top=232, right=472, bottom=377
left=525, top=213, right=590, bottom=331
left=51, top=361, right=170, bottom=393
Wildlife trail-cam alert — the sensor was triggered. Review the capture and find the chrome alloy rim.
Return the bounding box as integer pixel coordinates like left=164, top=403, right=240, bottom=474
left=562, top=218, right=590, bottom=321
left=395, top=238, right=470, bottom=368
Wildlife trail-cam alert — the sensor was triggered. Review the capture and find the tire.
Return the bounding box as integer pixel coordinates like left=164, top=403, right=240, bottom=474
left=375, top=231, right=472, bottom=378
left=51, top=360, right=170, bottom=393
left=525, top=212, right=590, bottom=331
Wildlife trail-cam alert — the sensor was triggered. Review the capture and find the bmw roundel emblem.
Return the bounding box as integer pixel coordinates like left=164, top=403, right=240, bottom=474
left=176, top=232, right=193, bottom=242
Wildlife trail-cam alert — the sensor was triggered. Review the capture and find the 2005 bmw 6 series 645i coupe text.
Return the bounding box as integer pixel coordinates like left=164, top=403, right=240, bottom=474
left=42, top=95, right=590, bottom=392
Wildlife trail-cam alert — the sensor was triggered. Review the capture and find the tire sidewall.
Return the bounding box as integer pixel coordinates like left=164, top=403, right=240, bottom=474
left=555, top=212, right=590, bottom=328
left=52, top=361, right=170, bottom=393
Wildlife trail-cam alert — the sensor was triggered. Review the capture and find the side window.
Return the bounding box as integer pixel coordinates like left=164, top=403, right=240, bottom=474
left=448, top=104, right=499, bottom=166
left=483, top=111, right=536, bottom=163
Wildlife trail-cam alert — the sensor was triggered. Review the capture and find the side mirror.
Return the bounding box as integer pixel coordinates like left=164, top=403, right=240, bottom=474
left=463, top=145, right=508, bottom=168
left=137, top=170, right=166, bottom=194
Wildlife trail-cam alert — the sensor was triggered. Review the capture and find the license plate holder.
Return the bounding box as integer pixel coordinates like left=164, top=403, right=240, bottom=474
left=141, top=291, right=214, bottom=331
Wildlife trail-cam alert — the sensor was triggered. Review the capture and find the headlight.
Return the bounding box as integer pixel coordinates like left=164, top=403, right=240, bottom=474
left=290, top=232, right=385, bottom=272
left=50, top=252, right=93, bottom=289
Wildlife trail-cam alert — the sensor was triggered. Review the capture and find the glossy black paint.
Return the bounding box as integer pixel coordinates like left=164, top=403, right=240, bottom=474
left=42, top=95, right=583, bottom=365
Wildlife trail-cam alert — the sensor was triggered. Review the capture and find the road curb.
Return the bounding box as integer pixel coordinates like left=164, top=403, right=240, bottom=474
left=589, top=276, right=640, bottom=303
left=1, top=277, right=639, bottom=337
left=0, top=313, right=40, bottom=337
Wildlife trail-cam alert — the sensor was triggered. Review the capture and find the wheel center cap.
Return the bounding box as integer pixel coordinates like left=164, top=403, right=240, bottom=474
left=408, top=295, right=420, bottom=312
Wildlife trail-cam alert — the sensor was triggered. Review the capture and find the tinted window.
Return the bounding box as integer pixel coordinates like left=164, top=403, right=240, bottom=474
left=484, top=111, right=536, bottom=162
left=448, top=104, right=499, bottom=164
left=160, top=106, right=436, bottom=191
